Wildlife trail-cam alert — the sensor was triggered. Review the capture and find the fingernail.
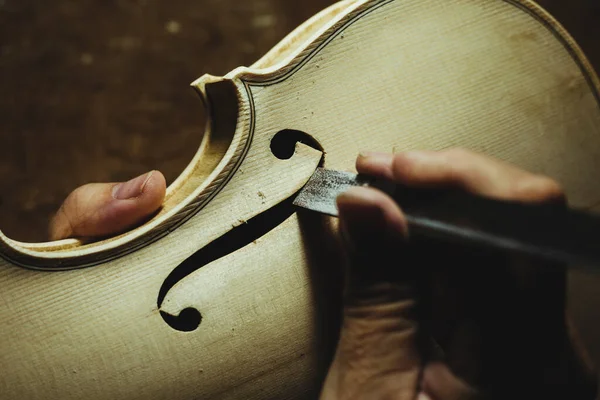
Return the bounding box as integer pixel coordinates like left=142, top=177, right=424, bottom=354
left=112, top=171, right=154, bottom=200
left=417, top=393, right=433, bottom=400
left=358, top=151, right=395, bottom=165
left=359, top=151, right=389, bottom=158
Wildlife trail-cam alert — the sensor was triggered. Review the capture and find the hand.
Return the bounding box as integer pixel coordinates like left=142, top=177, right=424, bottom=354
left=49, top=170, right=166, bottom=240
left=322, top=149, right=597, bottom=399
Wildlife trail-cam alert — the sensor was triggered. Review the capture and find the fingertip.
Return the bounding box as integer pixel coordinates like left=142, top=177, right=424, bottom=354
left=100, top=170, right=166, bottom=234
left=337, top=186, right=408, bottom=245
left=139, top=170, right=167, bottom=210
left=336, top=186, right=381, bottom=212
left=337, top=187, right=404, bottom=223
left=509, top=175, right=566, bottom=204
left=356, top=151, right=395, bottom=179
left=49, top=170, right=167, bottom=241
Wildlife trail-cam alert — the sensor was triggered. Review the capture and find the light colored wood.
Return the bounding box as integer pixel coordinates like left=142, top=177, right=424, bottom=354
left=2, top=0, right=600, bottom=398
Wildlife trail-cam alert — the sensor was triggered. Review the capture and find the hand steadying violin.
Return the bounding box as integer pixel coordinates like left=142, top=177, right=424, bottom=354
left=50, top=149, right=597, bottom=399
left=49, top=170, right=166, bottom=240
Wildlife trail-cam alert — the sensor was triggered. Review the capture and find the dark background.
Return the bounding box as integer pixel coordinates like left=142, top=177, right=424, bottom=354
left=1, top=0, right=600, bottom=373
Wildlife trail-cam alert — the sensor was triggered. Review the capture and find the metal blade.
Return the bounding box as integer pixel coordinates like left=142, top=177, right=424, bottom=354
left=293, top=168, right=600, bottom=270
left=293, top=168, right=372, bottom=216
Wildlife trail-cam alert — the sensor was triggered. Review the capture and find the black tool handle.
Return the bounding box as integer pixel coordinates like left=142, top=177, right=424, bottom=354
left=388, top=185, right=600, bottom=269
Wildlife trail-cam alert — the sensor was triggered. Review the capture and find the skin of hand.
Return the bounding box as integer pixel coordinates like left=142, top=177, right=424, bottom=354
left=50, top=150, right=597, bottom=399
left=49, top=170, right=166, bottom=240
left=321, top=149, right=597, bottom=400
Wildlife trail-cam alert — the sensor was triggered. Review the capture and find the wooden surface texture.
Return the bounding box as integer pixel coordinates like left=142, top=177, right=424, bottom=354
left=1, top=0, right=600, bottom=399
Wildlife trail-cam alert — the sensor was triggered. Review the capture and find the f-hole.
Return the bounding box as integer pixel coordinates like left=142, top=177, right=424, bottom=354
left=158, top=129, right=323, bottom=332
left=160, top=308, right=202, bottom=332
left=271, top=129, right=324, bottom=160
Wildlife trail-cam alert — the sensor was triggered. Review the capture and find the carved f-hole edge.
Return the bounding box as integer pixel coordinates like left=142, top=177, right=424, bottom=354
left=159, top=130, right=324, bottom=332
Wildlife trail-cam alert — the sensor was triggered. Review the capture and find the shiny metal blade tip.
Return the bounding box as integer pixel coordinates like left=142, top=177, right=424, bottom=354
left=293, top=168, right=364, bottom=217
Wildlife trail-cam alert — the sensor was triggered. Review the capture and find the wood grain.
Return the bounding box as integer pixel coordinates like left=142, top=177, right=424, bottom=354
left=1, top=0, right=600, bottom=398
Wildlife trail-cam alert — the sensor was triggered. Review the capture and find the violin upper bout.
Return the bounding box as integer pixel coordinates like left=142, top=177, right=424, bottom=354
left=0, top=79, right=262, bottom=270
left=0, top=62, right=325, bottom=271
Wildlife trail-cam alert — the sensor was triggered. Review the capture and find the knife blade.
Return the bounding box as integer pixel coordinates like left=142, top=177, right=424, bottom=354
left=293, top=168, right=600, bottom=270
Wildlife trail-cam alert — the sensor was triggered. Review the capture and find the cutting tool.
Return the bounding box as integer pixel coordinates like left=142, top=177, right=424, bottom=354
left=293, top=168, right=600, bottom=270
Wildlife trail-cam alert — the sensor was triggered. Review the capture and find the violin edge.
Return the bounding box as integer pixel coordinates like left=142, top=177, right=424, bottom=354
left=206, top=0, right=600, bottom=102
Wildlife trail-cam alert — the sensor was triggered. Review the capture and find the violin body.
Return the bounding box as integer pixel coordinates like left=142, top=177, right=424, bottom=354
left=2, top=0, right=600, bottom=398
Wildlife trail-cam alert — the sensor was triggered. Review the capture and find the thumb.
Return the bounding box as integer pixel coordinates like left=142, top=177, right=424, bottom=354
left=49, top=171, right=166, bottom=240
left=320, top=187, right=421, bottom=399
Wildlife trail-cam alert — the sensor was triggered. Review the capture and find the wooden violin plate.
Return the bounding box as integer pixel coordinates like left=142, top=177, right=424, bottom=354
left=1, top=0, right=599, bottom=399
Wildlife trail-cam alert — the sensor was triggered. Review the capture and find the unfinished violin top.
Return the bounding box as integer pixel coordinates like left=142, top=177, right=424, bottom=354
left=1, top=0, right=600, bottom=399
